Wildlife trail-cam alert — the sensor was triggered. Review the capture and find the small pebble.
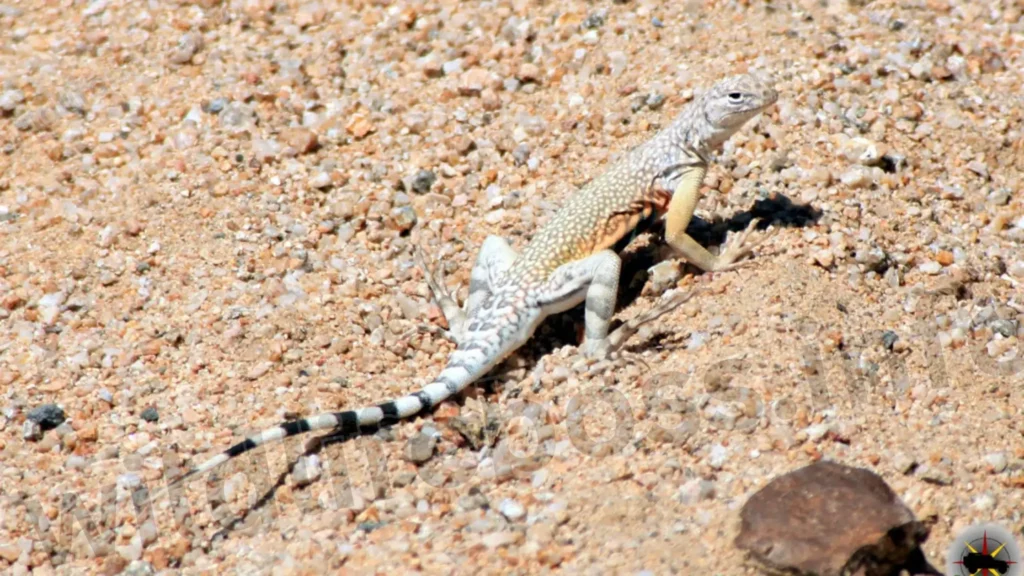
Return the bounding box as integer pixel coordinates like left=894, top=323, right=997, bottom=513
left=22, top=420, right=42, bottom=441
left=27, top=404, right=66, bottom=430
left=918, top=260, right=942, bottom=275
left=390, top=206, right=418, bottom=232
left=309, top=172, right=332, bottom=189
left=984, top=452, right=1008, bottom=474
left=65, top=455, right=88, bottom=470
left=169, top=32, right=203, bottom=64
left=407, top=170, right=436, bottom=194
left=292, top=454, right=322, bottom=486
left=707, top=444, right=729, bottom=469
left=881, top=330, right=899, bottom=351
left=676, top=479, right=716, bottom=504
left=0, top=89, right=24, bottom=112
left=499, top=499, right=526, bottom=521
left=840, top=167, right=872, bottom=188
left=512, top=143, right=531, bottom=166
left=403, top=433, right=436, bottom=463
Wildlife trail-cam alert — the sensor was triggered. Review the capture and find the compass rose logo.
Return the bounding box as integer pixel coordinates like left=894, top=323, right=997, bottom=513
left=948, top=523, right=1022, bottom=576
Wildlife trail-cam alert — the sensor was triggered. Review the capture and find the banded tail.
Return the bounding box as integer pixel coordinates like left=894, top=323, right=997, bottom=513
left=168, top=342, right=502, bottom=488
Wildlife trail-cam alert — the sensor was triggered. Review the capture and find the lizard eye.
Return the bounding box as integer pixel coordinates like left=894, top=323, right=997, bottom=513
left=727, top=92, right=744, bottom=103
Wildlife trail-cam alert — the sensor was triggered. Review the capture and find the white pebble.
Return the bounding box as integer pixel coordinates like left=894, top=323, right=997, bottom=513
left=707, top=444, right=729, bottom=469
left=984, top=452, right=1008, bottom=473
left=1008, top=261, right=1024, bottom=279
left=292, top=454, right=322, bottom=486
left=309, top=171, right=332, bottom=189
left=499, top=499, right=526, bottom=521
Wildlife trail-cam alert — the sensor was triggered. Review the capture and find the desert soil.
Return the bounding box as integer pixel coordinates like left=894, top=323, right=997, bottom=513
left=1, top=0, right=1023, bottom=574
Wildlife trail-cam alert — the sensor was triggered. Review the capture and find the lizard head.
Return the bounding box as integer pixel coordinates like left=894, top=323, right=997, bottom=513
left=700, top=72, right=778, bottom=144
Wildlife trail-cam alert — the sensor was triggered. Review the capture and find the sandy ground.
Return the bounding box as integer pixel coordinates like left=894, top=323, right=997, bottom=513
left=1, top=0, right=1023, bottom=574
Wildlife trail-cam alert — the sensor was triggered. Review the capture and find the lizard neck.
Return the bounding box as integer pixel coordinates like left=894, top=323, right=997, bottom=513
left=658, top=105, right=716, bottom=160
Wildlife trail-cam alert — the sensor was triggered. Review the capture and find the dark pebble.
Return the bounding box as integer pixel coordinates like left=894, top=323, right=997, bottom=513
left=582, top=13, right=605, bottom=29
left=410, top=170, right=436, bottom=194
left=140, top=407, right=159, bottom=422
left=27, top=404, right=66, bottom=430
left=512, top=144, right=531, bottom=166
left=646, top=92, right=666, bottom=110
left=357, top=521, right=385, bottom=533
left=881, top=330, right=899, bottom=351
left=205, top=97, right=228, bottom=114
left=991, top=319, right=1018, bottom=338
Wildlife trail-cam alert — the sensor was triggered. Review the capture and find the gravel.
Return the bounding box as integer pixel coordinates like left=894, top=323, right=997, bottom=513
left=0, top=0, right=1022, bottom=574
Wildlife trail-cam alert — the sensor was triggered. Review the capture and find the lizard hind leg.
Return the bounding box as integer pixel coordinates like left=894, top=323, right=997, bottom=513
left=465, top=236, right=518, bottom=317
left=416, top=237, right=518, bottom=343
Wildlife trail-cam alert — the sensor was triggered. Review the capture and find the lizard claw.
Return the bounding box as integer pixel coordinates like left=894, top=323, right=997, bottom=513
left=577, top=290, right=697, bottom=368
left=415, top=245, right=458, bottom=305
left=712, top=217, right=774, bottom=272
left=603, top=288, right=700, bottom=353
left=414, top=245, right=467, bottom=342
left=398, top=323, right=451, bottom=341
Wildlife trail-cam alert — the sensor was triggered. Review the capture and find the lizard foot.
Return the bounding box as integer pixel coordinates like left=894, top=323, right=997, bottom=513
left=712, top=217, right=775, bottom=272
left=580, top=338, right=613, bottom=361
left=398, top=323, right=454, bottom=343
left=578, top=340, right=653, bottom=372
left=604, top=288, right=699, bottom=352
left=414, top=245, right=467, bottom=338
left=415, top=245, right=460, bottom=306
left=577, top=288, right=700, bottom=363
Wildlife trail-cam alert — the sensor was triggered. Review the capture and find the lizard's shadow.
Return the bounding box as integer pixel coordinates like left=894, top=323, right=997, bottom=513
left=195, top=193, right=821, bottom=547
left=525, top=192, right=822, bottom=358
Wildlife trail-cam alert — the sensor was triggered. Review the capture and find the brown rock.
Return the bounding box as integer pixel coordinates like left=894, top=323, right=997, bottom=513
left=0, top=541, right=20, bottom=562
left=141, top=339, right=162, bottom=357
left=517, top=63, right=542, bottom=84
left=100, top=555, right=128, bottom=576
left=39, top=380, right=67, bottom=392
left=2, top=293, right=25, bottom=310
left=124, top=219, right=145, bottom=236
left=346, top=115, right=376, bottom=139
left=735, top=461, right=935, bottom=576
left=459, top=68, right=492, bottom=96
left=281, top=127, right=319, bottom=154
left=78, top=424, right=98, bottom=442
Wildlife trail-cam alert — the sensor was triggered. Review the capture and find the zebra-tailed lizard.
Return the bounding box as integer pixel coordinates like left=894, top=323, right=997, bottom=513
left=163, top=72, right=778, bottom=490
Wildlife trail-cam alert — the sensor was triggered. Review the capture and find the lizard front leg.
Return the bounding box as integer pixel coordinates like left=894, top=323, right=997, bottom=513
left=536, top=250, right=689, bottom=360
left=663, top=164, right=771, bottom=273
left=531, top=250, right=621, bottom=360
left=578, top=251, right=622, bottom=360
